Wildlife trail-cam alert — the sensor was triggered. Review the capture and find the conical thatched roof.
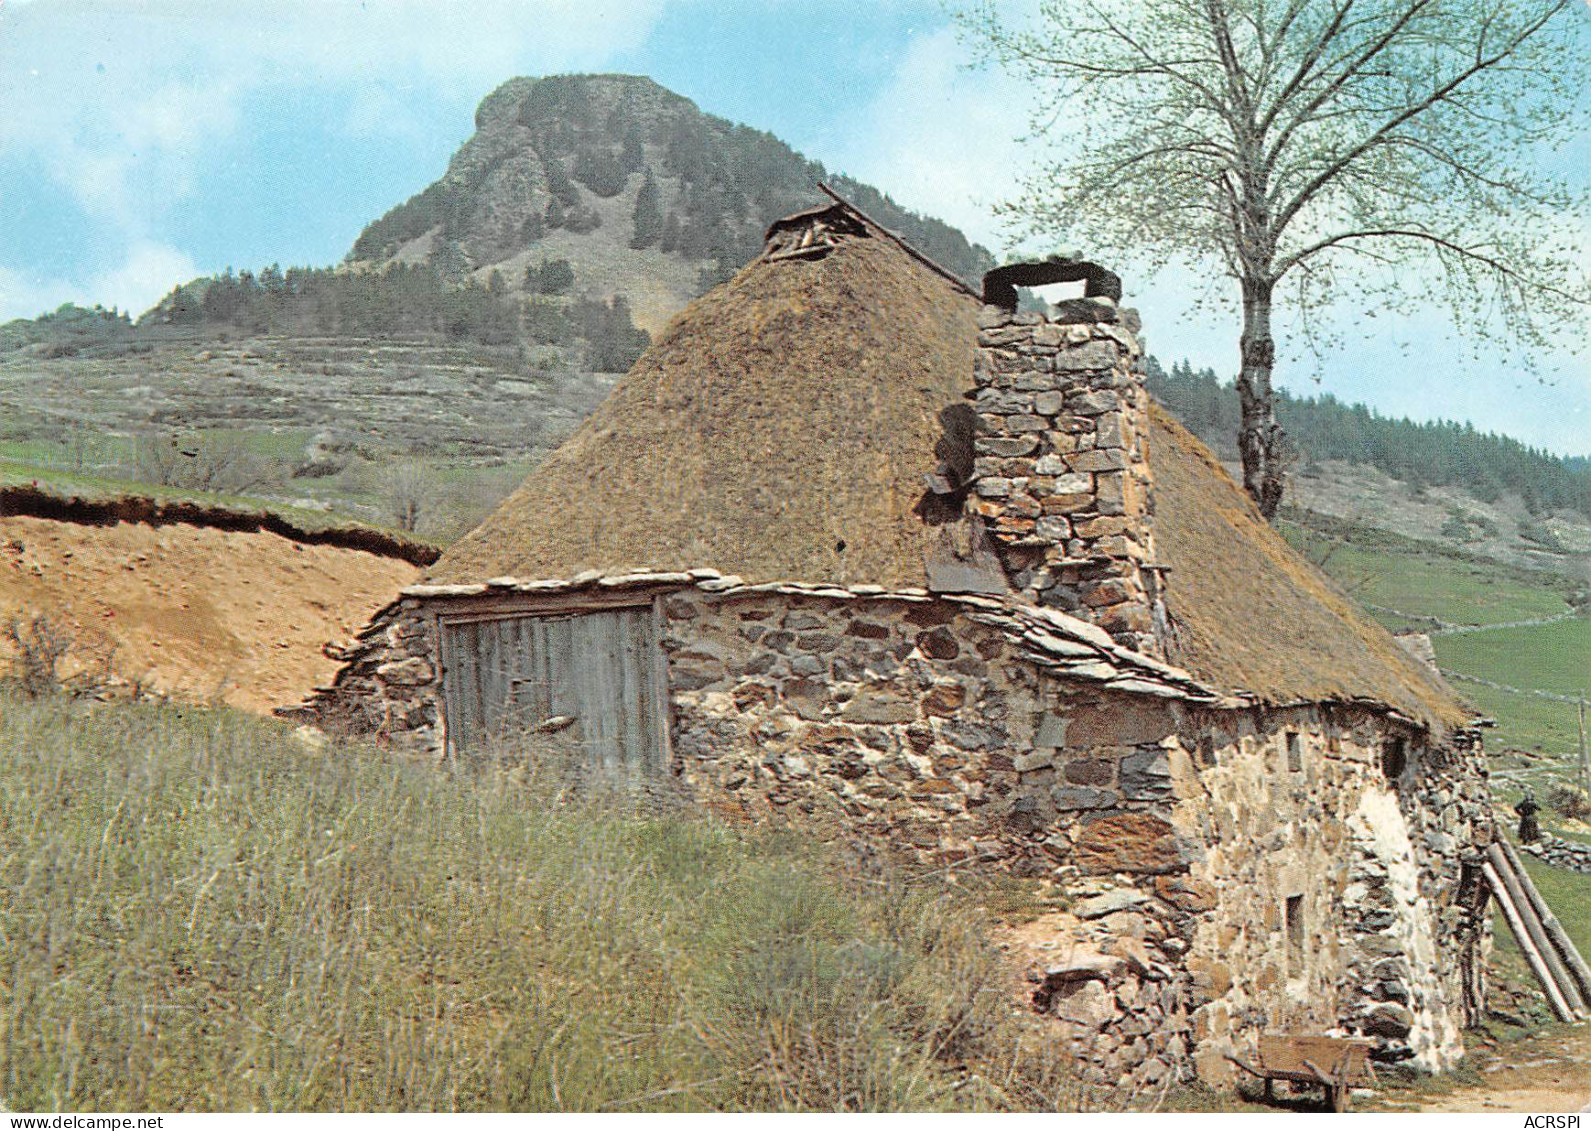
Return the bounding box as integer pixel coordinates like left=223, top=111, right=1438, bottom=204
left=429, top=209, right=1468, bottom=730
left=432, top=227, right=980, bottom=591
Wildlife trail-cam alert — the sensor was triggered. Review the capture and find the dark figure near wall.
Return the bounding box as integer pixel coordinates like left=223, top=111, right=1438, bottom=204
left=1516, top=791, right=1542, bottom=844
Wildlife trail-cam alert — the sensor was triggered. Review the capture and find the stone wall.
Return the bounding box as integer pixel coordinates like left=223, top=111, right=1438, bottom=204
left=1175, top=711, right=1492, bottom=1079
left=656, top=588, right=1489, bottom=1084
left=968, top=301, right=1163, bottom=656
left=293, top=577, right=1491, bottom=1089
left=285, top=596, right=446, bottom=758
left=1524, top=833, right=1591, bottom=874
left=660, top=587, right=1197, bottom=876
left=661, top=586, right=1204, bottom=1087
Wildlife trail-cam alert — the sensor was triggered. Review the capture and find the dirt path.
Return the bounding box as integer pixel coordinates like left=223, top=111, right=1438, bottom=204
left=1372, top=1026, right=1591, bottom=1113
left=1, top=514, right=418, bottom=713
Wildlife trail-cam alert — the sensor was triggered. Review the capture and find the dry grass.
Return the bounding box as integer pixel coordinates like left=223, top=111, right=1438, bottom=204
left=0, top=693, right=1085, bottom=1112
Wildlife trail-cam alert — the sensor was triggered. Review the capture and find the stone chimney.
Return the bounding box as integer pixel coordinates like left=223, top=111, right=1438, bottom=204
left=967, top=259, right=1166, bottom=657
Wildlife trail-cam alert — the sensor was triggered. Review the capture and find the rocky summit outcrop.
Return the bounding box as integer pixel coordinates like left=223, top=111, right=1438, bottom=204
left=347, top=74, right=994, bottom=333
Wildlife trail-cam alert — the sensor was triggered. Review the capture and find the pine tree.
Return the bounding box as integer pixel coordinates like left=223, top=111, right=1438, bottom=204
left=629, top=169, right=663, bottom=250
left=619, top=126, right=645, bottom=175
left=659, top=211, right=681, bottom=254
left=531, top=258, right=574, bottom=296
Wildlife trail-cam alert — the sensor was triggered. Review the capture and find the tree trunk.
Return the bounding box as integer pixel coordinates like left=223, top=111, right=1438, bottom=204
left=1236, top=275, right=1285, bottom=519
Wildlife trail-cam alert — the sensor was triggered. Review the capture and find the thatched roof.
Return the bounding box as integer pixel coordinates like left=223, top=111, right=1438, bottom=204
left=1149, top=406, right=1468, bottom=730
left=432, top=227, right=980, bottom=591
left=429, top=209, right=1468, bottom=729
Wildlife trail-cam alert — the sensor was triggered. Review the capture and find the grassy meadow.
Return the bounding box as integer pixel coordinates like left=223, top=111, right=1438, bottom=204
left=1433, top=618, right=1591, bottom=757
left=1280, top=517, right=1580, bottom=631
left=0, top=692, right=1084, bottom=1113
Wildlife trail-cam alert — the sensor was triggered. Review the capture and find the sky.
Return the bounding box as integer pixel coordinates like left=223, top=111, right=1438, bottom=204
left=1, top=0, right=1587, bottom=455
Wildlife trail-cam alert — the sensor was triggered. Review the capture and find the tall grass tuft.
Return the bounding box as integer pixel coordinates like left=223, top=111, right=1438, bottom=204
left=0, top=693, right=1075, bottom=1111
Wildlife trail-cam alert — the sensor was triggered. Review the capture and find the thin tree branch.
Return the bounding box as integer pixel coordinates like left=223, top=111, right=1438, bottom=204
left=1278, top=228, right=1589, bottom=306
left=1271, top=0, right=1570, bottom=236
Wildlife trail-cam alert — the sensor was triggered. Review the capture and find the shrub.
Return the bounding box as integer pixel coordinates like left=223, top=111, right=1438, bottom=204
left=2, top=613, right=74, bottom=696
left=1547, top=783, right=1591, bottom=821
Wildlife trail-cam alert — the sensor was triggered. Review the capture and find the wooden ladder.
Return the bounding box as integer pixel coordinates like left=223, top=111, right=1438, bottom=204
left=1483, top=838, right=1591, bottom=1023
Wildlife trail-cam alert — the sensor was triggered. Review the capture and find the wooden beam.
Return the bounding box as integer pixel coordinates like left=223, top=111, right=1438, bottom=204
left=1500, top=838, right=1591, bottom=1006
left=1482, top=859, right=1577, bottom=1023
left=432, top=588, right=666, bottom=622
left=1488, top=843, right=1587, bottom=1017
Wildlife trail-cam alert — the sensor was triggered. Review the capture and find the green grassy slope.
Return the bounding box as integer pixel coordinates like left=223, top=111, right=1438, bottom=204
left=1280, top=518, right=1578, bottom=632
left=1283, top=517, right=1587, bottom=758
left=1435, top=618, right=1591, bottom=755
left=1314, top=543, right=1571, bottom=629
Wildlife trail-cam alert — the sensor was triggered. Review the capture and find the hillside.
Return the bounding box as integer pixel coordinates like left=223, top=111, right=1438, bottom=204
left=347, top=73, right=995, bottom=333
left=1147, top=358, right=1591, bottom=522
left=0, top=73, right=1000, bottom=536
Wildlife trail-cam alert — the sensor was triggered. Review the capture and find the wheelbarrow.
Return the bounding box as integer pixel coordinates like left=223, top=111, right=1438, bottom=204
left=1226, top=1034, right=1377, bottom=1112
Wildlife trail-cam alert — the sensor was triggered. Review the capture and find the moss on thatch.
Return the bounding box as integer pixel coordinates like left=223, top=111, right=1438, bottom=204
left=431, top=234, right=980, bottom=590
left=1149, top=405, right=1468, bottom=730
left=429, top=223, right=1467, bottom=730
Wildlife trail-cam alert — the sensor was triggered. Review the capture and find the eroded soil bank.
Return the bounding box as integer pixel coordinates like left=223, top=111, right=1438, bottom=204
left=1, top=513, right=418, bottom=712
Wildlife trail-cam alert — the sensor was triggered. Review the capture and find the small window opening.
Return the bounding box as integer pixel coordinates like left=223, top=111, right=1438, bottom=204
left=835, top=539, right=847, bottom=553
left=1286, top=731, right=1302, bottom=772
left=1285, top=895, right=1305, bottom=971
left=1381, top=737, right=1407, bottom=780
left=1197, top=734, right=1217, bottom=767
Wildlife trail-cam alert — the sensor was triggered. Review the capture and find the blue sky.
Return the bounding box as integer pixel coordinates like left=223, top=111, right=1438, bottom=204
left=1, top=0, right=1587, bottom=454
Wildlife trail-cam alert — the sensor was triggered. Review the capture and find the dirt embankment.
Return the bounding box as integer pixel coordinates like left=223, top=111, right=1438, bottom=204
left=1, top=513, right=419, bottom=713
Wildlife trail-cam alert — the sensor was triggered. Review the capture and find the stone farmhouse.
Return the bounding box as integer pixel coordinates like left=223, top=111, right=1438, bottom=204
left=293, top=195, right=1495, bottom=1089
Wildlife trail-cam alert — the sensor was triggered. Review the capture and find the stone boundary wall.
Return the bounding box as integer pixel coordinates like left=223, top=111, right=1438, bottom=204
left=1523, top=833, right=1591, bottom=874
left=968, top=302, right=1163, bottom=656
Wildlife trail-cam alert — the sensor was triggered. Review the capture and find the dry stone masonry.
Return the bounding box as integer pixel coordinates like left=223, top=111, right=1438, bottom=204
left=1524, top=833, right=1591, bottom=874
left=968, top=295, right=1165, bottom=656
left=292, top=565, right=1493, bottom=1089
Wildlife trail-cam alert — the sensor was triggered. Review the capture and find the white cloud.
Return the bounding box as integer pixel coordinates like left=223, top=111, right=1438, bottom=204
left=0, top=0, right=667, bottom=227
left=0, top=240, right=197, bottom=321
left=828, top=26, right=1029, bottom=254
left=91, top=240, right=200, bottom=314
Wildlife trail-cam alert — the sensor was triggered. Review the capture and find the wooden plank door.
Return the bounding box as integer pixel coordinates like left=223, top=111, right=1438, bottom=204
left=439, top=605, right=668, bottom=774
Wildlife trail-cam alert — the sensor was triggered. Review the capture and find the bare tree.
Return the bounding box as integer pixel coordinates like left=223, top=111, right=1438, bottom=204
left=962, top=0, right=1589, bottom=518
left=132, top=431, right=280, bottom=496
left=382, top=460, right=434, bottom=533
